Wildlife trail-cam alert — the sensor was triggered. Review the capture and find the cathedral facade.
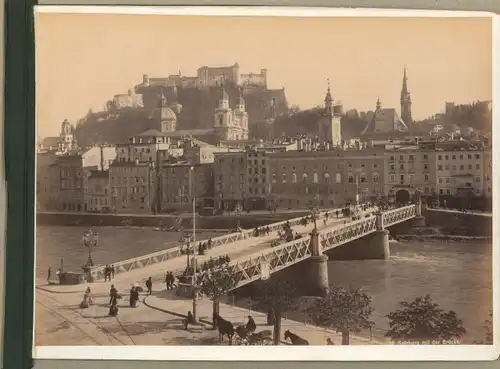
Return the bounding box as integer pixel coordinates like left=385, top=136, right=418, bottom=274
left=213, top=86, right=249, bottom=141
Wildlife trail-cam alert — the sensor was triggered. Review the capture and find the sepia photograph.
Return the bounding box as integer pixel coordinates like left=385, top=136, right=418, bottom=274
left=33, top=7, right=495, bottom=360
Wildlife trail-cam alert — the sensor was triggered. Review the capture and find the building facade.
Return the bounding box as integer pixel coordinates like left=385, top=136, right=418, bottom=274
left=385, top=146, right=437, bottom=201
left=213, top=151, right=248, bottom=210
left=109, top=161, right=156, bottom=214
left=268, top=149, right=386, bottom=209
left=436, top=146, right=485, bottom=198
left=85, top=170, right=111, bottom=212
left=161, top=163, right=214, bottom=212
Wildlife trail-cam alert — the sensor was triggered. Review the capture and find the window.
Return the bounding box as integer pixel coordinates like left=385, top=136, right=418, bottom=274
left=475, top=177, right=480, bottom=182
left=459, top=154, right=463, bottom=160
left=282, top=173, right=287, bottom=183
left=475, top=154, right=480, bottom=159
left=445, top=165, right=449, bottom=170
left=452, top=165, right=456, bottom=170
left=468, top=154, right=472, bottom=159
left=409, top=174, right=414, bottom=182
left=424, top=187, right=429, bottom=193
left=423, top=154, right=428, bottom=160
left=400, top=174, right=405, bottom=182
left=438, top=165, right=443, bottom=171
left=400, top=164, right=404, bottom=170
left=390, top=156, right=395, bottom=161
left=438, top=155, right=442, bottom=160
left=446, top=189, right=451, bottom=195
left=373, top=172, right=379, bottom=183
left=390, top=174, right=395, bottom=182
left=292, top=173, right=297, bottom=183
left=272, top=173, right=276, bottom=183
left=424, top=174, right=429, bottom=181
left=373, top=163, right=379, bottom=169
left=348, top=173, right=354, bottom=183
left=460, top=165, right=464, bottom=170
left=445, top=155, right=449, bottom=160
left=409, top=155, right=414, bottom=161
left=400, top=155, right=404, bottom=161
left=452, top=155, right=456, bottom=160
left=439, top=189, right=444, bottom=195
left=261, top=168, right=266, bottom=174
left=335, top=173, right=341, bottom=183
left=446, top=178, right=450, bottom=183
left=390, top=164, right=395, bottom=170
left=324, top=172, right=330, bottom=183
left=302, top=173, right=308, bottom=181
left=438, top=178, right=443, bottom=184
left=476, top=164, right=480, bottom=169
left=360, top=173, right=366, bottom=183
left=424, top=164, right=429, bottom=170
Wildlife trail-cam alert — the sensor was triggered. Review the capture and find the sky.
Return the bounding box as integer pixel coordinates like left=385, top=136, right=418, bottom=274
left=35, top=12, right=492, bottom=138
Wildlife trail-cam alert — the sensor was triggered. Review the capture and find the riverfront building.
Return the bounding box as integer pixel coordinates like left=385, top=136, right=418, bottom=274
left=161, top=162, right=214, bottom=212
left=85, top=170, right=111, bottom=212
left=108, top=161, right=156, bottom=214
left=268, top=149, right=386, bottom=209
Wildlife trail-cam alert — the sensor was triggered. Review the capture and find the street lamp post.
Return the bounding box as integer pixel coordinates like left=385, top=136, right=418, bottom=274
left=189, top=165, right=198, bottom=322
left=83, top=228, right=98, bottom=282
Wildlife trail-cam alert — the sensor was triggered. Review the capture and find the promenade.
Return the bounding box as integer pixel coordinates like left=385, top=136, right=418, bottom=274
left=427, top=207, right=492, bottom=217
left=36, top=210, right=385, bottom=346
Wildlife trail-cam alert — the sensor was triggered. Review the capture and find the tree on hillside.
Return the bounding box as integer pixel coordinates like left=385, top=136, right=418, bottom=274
left=197, top=266, right=238, bottom=328
left=447, top=101, right=492, bottom=133
left=253, top=277, right=297, bottom=345
left=385, top=294, right=466, bottom=343
left=306, top=286, right=375, bottom=345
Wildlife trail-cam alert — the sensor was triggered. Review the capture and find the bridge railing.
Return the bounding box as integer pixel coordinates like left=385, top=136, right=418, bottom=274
left=320, top=215, right=378, bottom=252
left=381, top=204, right=416, bottom=228
left=87, top=206, right=346, bottom=281
left=198, top=233, right=314, bottom=290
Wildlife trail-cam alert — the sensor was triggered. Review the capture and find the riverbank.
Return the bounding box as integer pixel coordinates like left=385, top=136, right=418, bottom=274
left=393, top=234, right=491, bottom=243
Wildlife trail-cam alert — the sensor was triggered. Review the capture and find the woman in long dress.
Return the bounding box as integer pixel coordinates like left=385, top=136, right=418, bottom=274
left=80, top=287, right=92, bottom=309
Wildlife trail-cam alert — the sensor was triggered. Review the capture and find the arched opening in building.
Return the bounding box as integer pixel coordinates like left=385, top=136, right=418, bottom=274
left=395, top=189, right=410, bottom=204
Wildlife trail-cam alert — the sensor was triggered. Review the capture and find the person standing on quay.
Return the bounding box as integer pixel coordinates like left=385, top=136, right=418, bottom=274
left=47, top=266, right=52, bottom=284
left=111, top=265, right=115, bottom=280
left=146, top=277, right=153, bottom=295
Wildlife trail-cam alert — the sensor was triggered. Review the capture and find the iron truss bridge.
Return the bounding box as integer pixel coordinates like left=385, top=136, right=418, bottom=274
left=88, top=206, right=347, bottom=281
left=197, top=204, right=416, bottom=290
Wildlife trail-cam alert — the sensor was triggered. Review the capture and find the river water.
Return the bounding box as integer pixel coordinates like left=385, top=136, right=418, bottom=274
left=36, top=225, right=492, bottom=344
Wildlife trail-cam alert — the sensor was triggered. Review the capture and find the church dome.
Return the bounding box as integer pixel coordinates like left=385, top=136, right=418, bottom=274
left=149, top=106, right=177, bottom=121
left=161, top=107, right=177, bottom=121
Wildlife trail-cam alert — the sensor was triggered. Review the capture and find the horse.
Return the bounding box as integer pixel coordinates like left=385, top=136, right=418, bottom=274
left=214, top=313, right=235, bottom=343
left=284, top=330, right=309, bottom=345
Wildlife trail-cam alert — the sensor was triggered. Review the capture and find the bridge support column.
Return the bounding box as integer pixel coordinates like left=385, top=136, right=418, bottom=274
left=413, top=200, right=426, bottom=227
left=370, top=229, right=390, bottom=260
left=307, top=229, right=329, bottom=297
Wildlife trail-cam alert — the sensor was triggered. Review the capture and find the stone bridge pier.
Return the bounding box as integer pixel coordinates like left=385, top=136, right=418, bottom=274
left=306, top=228, right=330, bottom=297
left=413, top=200, right=426, bottom=227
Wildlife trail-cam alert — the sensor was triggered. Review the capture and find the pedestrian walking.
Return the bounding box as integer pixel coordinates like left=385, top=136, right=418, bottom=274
left=146, top=276, right=153, bottom=295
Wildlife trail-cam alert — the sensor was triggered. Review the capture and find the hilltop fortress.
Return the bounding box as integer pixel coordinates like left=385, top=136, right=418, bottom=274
left=138, top=62, right=267, bottom=90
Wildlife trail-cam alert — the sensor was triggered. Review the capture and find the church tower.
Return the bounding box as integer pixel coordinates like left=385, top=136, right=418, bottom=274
left=400, top=66, right=413, bottom=130
left=318, top=79, right=342, bottom=148
left=213, top=84, right=233, bottom=141
left=234, top=88, right=249, bottom=140
left=59, top=118, right=76, bottom=152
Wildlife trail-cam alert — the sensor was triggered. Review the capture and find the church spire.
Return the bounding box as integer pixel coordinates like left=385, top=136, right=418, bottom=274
left=401, top=65, right=408, bottom=95
left=400, top=65, right=413, bottom=128
left=324, top=78, right=333, bottom=115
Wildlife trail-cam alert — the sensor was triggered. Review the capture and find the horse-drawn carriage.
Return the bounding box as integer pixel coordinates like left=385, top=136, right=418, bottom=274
left=234, top=326, right=273, bottom=346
